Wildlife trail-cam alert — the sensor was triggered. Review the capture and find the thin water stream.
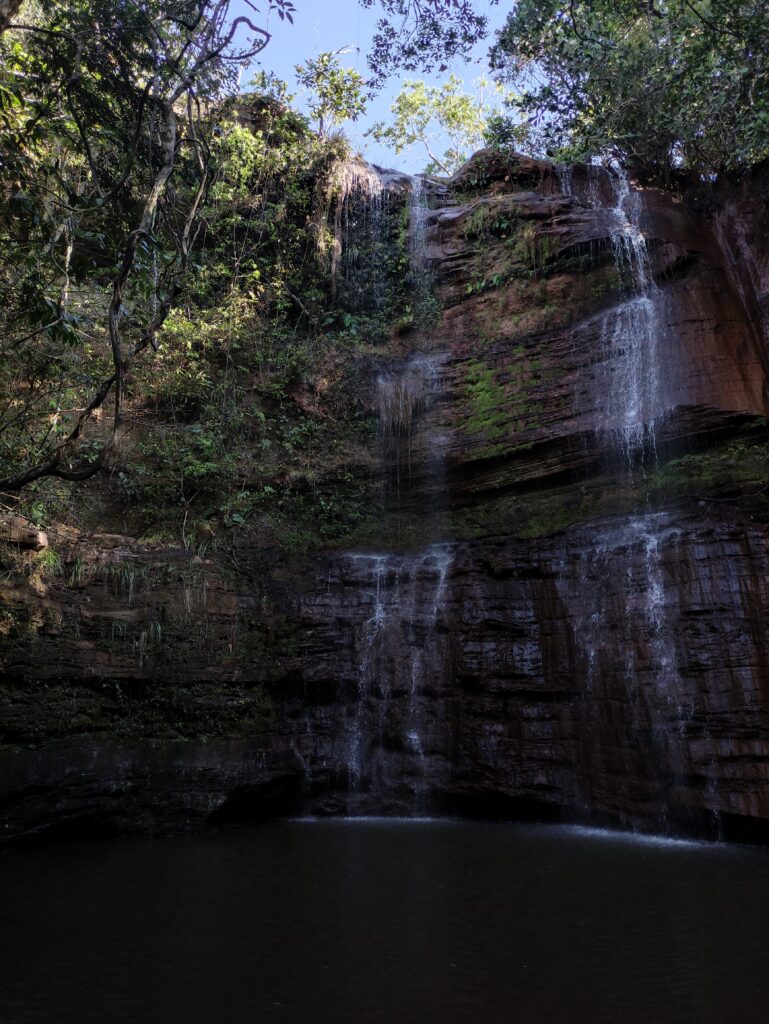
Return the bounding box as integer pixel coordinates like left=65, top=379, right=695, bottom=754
left=345, top=545, right=452, bottom=803
left=556, top=165, right=704, bottom=824
left=339, top=172, right=452, bottom=812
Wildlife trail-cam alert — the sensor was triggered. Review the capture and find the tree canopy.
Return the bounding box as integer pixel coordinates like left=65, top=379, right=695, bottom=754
left=362, top=0, right=498, bottom=89
left=369, top=75, right=511, bottom=175
left=295, top=50, right=367, bottom=136
left=490, top=0, right=769, bottom=174
left=359, top=0, right=769, bottom=176
left=0, top=0, right=287, bottom=489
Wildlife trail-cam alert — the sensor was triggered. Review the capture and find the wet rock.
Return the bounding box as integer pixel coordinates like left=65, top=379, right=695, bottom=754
left=3, top=156, right=769, bottom=845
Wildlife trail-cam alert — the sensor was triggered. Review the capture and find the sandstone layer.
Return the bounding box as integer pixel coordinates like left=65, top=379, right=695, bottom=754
left=3, top=153, right=769, bottom=844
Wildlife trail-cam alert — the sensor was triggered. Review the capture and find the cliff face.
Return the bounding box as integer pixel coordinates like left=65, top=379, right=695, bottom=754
left=436, top=156, right=768, bottom=492
left=3, top=152, right=769, bottom=843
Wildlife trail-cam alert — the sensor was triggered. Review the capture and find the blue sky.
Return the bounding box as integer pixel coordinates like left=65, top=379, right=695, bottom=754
left=238, top=0, right=511, bottom=173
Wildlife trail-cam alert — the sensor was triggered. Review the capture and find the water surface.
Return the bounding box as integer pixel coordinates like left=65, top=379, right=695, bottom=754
left=2, top=820, right=768, bottom=1023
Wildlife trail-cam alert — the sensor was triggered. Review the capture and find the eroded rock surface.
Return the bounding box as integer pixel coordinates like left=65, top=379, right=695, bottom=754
left=3, top=152, right=769, bottom=844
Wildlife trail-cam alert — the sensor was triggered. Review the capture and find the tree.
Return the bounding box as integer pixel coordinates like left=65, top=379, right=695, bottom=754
left=294, top=50, right=367, bottom=137
left=368, top=74, right=510, bottom=175
left=490, top=0, right=769, bottom=175
left=361, top=0, right=497, bottom=89
left=0, top=0, right=293, bottom=491
left=483, top=111, right=535, bottom=156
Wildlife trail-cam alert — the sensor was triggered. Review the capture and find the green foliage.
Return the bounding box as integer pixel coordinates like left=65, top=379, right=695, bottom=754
left=295, top=51, right=367, bottom=136
left=36, top=548, right=62, bottom=578
left=361, top=0, right=495, bottom=90
left=368, top=75, right=514, bottom=175
left=465, top=274, right=503, bottom=295
left=491, top=0, right=769, bottom=174
left=483, top=112, right=532, bottom=155
left=0, top=4, right=431, bottom=555
left=461, top=204, right=563, bottom=294
left=0, top=1, right=281, bottom=489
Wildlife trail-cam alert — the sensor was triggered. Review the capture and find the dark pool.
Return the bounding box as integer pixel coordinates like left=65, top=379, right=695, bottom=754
left=2, top=819, right=768, bottom=1023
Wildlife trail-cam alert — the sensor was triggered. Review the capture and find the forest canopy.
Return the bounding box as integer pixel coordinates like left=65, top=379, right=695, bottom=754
left=363, top=0, right=769, bottom=174
left=491, top=0, right=769, bottom=174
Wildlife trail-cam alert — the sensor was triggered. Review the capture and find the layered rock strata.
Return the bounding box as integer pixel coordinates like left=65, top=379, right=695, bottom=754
left=3, top=152, right=769, bottom=844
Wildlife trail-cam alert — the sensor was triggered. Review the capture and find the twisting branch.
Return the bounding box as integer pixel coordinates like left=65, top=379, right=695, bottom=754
left=108, top=96, right=178, bottom=430
left=0, top=0, right=273, bottom=492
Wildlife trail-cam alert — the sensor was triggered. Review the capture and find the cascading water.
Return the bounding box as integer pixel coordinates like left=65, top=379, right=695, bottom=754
left=555, top=164, right=574, bottom=197
left=595, top=295, right=661, bottom=459
left=376, top=353, right=446, bottom=512
left=408, top=175, right=433, bottom=306
left=330, top=158, right=394, bottom=312
left=345, top=347, right=451, bottom=810
left=597, top=163, right=665, bottom=462
left=557, top=514, right=702, bottom=828
left=558, top=165, right=704, bottom=828
left=328, top=163, right=453, bottom=814
left=377, top=356, right=435, bottom=442
left=344, top=545, right=453, bottom=809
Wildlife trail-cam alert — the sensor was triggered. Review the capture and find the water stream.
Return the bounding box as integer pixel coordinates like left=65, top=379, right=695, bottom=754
left=408, top=174, right=433, bottom=305
left=576, top=163, right=664, bottom=462
left=376, top=352, right=445, bottom=510
left=558, top=165, right=700, bottom=825
left=340, top=172, right=451, bottom=812
left=557, top=514, right=700, bottom=828
left=345, top=545, right=452, bottom=807
left=331, top=159, right=395, bottom=312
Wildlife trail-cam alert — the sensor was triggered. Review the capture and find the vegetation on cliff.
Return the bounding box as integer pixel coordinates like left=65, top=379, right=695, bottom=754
left=0, top=3, right=419, bottom=551
left=1, top=0, right=767, bottom=548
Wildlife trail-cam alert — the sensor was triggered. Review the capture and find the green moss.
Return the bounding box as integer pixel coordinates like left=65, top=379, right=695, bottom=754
left=646, top=438, right=769, bottom=496
left=462, top=360, right=508, bottom=440
left=456, top=346, right=547, bottom=461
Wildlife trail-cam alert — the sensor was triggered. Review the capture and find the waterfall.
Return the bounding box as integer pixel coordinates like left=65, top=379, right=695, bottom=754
left=408, top=175, right=432, bottom=304
left=376, top=353, right=446, bottom=513
left=597, top=163, right=664, bottom=461
left=565, top=163, right=668, bottom=461
left=556, top=164, right=705, bottom=829
left=330, top=158, right=390, bottom=311
left=596, top=295, right=662, bottom=461
left=346, top=553, right=388, bottom=784
left=557, top=513, right=701, bottom=827
left=556, top=164, right=574, bottom=197
left=377, top=357, right=435, bottom=440
left=344, top=545, right=453, bottom=809
left=336, top=166, right=451, bottom=813
left=345, top=347, right=451, bottom=812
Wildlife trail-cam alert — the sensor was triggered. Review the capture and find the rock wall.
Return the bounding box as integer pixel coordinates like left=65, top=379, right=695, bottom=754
left=292, top=512, right=769, bottom=835
left=3, top=152, right=769, bottom=844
